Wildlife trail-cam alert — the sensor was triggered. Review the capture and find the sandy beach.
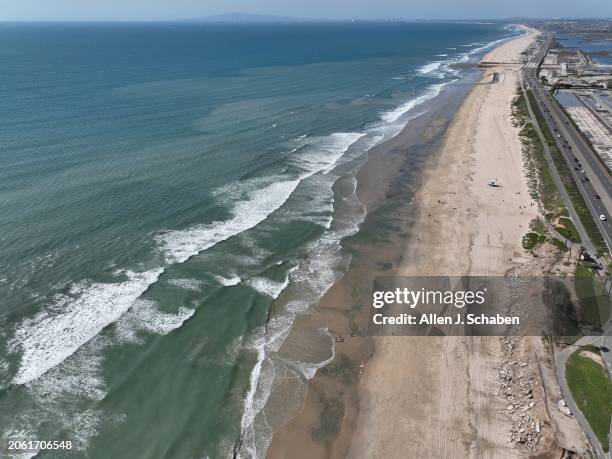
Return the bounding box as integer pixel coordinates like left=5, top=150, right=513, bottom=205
left=269, top=27, right=591, bottom=458
left=347, top=29, right=540, bottom=458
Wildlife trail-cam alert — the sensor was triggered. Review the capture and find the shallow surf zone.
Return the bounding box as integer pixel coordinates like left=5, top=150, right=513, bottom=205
left=417, top=61, right=445, bottom=78
left=234, top=175, right=364, bottom=459
left=381, top=81, right=454, bottom=124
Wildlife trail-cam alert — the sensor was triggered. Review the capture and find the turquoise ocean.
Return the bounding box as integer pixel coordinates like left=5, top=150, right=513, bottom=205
left=0, top=22, right=519, bottom=458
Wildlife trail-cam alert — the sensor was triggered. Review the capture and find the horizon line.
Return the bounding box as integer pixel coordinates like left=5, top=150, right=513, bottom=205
left=0, top=16, right=610, bottom=24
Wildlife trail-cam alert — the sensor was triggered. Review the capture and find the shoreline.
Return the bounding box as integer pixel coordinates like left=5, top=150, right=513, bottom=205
left=266, top=32, right=523, bottom=458
left=267, top=26, right=570, bottom=458
left=266, top=66, right=477, bottom=459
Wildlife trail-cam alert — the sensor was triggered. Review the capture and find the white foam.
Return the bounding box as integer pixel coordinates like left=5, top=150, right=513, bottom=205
left=436, top=53, right=449, bottom=57
left=381, top=81, right=451, bottom=123
left=235, top=170, right=367, bottom=459
left=239, top=329, right=266, bottom=437
left=1, top=428, right=38, bottom=459
left=9, top=269, right=163, bottom=385
left=247, top=267, right=296, bottom=300
left=26, top=336, right=108, bottom=403
left=155, top=179, right=301, bottom=265
left=417, top=61, right=443, bottom=75
left=5, top=336, right=109, bottom=458
left=290, top=132, right=365, bottom=176
left=468, top=37, right=508, bottom=55
left=157, top=131, right=365, bottom=272
left=115, top=299, right=195, bottom=344
left=247, top=277, right=288, bottom=300
left=213, top=274, right=242, bottom=287
left=167, top=278, right=204, bottom=291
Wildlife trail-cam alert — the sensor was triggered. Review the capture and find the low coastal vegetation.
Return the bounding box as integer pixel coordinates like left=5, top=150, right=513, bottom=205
left=514, top=92, right=566, bottom=220
left=565, top=348, right=612, bottom=451
left=520, top=217, right=570, bottom=253
left=521, top=217, right=547, bottom=250
left=550, top=237, right=568, bottom=252
left=521, top=231, right=546, bottom=250
left=556, top=217, right=580, bottom=243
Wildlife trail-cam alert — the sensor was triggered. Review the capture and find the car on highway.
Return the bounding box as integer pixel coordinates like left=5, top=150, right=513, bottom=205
left=596, top=194, right=601, bottom=199
left=600, top=214, right=607, bottom=221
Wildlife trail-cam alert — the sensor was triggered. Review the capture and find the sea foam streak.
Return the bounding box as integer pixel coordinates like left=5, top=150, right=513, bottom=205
left=114, top=299, right=195, bottom=344
left=417, top=61, right=443, bottom=75
left=213, top=274, right=242, bottom=287
left=289, top=132, right=365, bottom=175
left=155, top=179, right=301, bottom=264
left=9, top=269, right=163, bottom=385
left=381, top=81, right=451, bottom=123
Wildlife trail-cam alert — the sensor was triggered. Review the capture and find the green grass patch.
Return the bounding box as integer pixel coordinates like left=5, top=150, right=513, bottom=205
left=530, top=217, right=547, bottom=234
left=522, top=232, right=546, bottom=250
left=551, top=238, right=568, bottom=252
left=575, top=265, right=610, bottom=326
left=566, top=349, right=612, bottom=451
left=556, top=217, right=581, bottom=243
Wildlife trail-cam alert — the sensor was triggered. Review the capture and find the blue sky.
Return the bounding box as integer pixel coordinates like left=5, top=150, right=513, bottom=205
left=1, top=0, right=611, bottom=21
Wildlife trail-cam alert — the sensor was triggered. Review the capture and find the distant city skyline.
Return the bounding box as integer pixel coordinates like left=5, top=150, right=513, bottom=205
left=1, top=0, right=611, bottom=22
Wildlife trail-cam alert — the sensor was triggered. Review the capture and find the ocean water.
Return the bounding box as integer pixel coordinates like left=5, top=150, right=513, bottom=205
left=0, top=22, right=518, bottom=458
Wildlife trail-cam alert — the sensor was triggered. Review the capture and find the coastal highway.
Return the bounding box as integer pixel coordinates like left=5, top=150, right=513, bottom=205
left=522, top=34, right=612, bottom=255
